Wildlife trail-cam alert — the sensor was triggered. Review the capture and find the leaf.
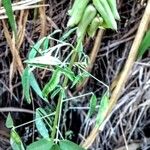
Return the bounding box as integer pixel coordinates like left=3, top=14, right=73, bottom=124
left=35, top=109, right=49, bottom=138
left=27, top=138, right=53, bottom=150
left=71, top=72, right=89, bottom=88
left=28, top=37, right=47, bottom=59
left=38, top=108, right=52, bottom=125
left=22, top=67, right=32, bottom=103
left=59, top=140, right=85, bottom=150
left=138, top=29, right=150, bottom=58
left=25, top=55, right=62, bottom=66
left=58, top=67, right=75, bottom=82
left=51, top=87, right=62, bottom=99
left=6, top=113, right=14, bottom=128
left=60, top=28, right=77, bottom=41
left=42, top=69, right=62, bottom=98
left=50, top=144, right=60, bottom=150
left=96, top=91, right=109, bottom=127
left=88, top=94, right=97, bottom=117
left=30, top=73, right=48, bottom=102
left=10, top=129, right=25, bottom=150
left=43, top=37, right=49, bottom=50
left=2, top=0, right=17, bottom=37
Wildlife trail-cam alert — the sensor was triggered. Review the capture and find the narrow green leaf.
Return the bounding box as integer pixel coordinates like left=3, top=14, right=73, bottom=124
left=88, top=94, right=97, bottom=117
left=71, top=72, right=89, bottom=88
left=38, top=108, right=52, bottom=125
left=138, top=29, right=150, bottom=58
left=27, top=138, right=53, bottom=150
left=28, top=37, right=46, bottom=59
left=42, top=69, right=62, bottom=98
left=60, top=28, right=77, bottom=41
left=6, top=113, right=14, bottom=128
left=51, top=87, right=61, bottom=99
left=58, top=67, right=75, bottom=82
left=35, top=109, right=49, bottom=138
left=22, top=67, right=31, bottom=103
left=59, top=140, right=85, bottom=150
left=30, top=73, right=48, bottom=102
left=96, top=91, right=109, bottom=127
left=43, top=37, right=49, bottom=50
left=2, top=0, right=17, bottom=36
left=10, top=129, right=25, bottom=150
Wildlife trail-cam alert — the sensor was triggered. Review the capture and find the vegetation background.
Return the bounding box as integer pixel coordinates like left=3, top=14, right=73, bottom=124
left=0, top=0, right=150, bottom=150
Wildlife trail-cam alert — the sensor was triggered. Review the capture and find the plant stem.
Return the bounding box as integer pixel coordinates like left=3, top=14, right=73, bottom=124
left=51, top=49, right=78, bottom=140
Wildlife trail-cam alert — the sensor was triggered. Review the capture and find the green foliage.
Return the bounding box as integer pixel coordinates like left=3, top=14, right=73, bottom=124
left=42, top=69, right=62, bottom=98
left=5, top=113, right=14, bottom=128
left=138, top=29, right=150, bottom=58
left=2, top=0, right=17, bottom=37
left=22, top=67, right=32, bottom=103
left=30, top=73, right=48, bottom=102
left=35, top=109, right=50, bottom=138
left=19, top=0, right=120, bottom=147
left=50, top=144, right=60, bottom=150
left=96, top=91, right=109, bottom=127
left=10, top=129, right=25, bottom=150
left=22, top=66, right=48, bottom=103
left=88, top=94, right=97, bottom=117
left=27, top=138, right=54, bottom=150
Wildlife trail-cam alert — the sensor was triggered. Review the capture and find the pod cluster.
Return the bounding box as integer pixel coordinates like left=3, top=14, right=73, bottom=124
left=67, top=0, right=120, bottom=39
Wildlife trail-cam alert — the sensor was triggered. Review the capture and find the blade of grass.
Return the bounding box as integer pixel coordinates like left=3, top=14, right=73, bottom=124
left=2, top=0, right=17, bottom=37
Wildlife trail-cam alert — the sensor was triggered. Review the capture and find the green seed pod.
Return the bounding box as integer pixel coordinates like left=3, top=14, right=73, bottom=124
left=77, top=4, right=97, bottom=41
left=67, top=0, right=90, bottom=27
left=107, top=0, right=120, bottom=20
left=68, top=0, right=81, bottom=16
left=87, top=16, right=103, bottom=38
left=100, top=0, right=117, bottom=30
left=92, top=0, right=117, bottom=30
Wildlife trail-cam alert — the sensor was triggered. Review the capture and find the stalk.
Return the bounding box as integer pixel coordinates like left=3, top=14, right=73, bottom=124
left=51, top=48, right=78, bottom=140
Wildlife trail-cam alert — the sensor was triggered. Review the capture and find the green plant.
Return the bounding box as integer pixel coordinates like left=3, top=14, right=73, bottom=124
left=6, top=0, right=120, bottom=149
left=138, top=29, right=150, bottom=58
left=2, top=0, right=17, bottom=37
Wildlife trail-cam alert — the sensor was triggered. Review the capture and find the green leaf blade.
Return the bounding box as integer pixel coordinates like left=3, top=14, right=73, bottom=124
left=2, top=0, right=17, bottom=36
left=35, top=109, right=49, bottom=138
left=27, top=138, right=53, bottom=150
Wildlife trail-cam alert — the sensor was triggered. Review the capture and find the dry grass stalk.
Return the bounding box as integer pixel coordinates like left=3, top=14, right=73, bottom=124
left=39, top=0, right=47, bottom=38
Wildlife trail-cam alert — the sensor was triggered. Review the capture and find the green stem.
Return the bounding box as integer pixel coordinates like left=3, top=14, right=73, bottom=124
left=51, top=49, right=78, bottom=140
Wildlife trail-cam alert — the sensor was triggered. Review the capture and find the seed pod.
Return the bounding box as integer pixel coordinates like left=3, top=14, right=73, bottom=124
left=107, top=0, right=120, bottom=20
left=68, top=0, right=80, bottom=16
left=100, top=0, right=117, bottom=30
left=92, top=0, right=117, bottom=30
left=67, top=0, right=90, bottom=27
left=87, top=16, right=103, bottom=38
left=77, top=4, right=97, bottom=41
